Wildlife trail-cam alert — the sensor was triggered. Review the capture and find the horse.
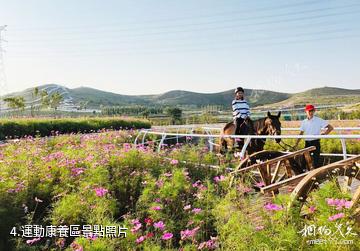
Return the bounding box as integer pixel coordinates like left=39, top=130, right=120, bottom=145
left=220, top=111, right=282, bottom=155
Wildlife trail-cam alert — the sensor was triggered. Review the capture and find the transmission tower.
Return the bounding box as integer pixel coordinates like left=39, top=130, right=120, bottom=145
left=0, top=25, right=8, bottom=113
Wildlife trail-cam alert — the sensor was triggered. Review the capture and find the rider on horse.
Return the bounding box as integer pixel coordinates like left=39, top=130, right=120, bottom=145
left=232, top=87, right=253, bottom=139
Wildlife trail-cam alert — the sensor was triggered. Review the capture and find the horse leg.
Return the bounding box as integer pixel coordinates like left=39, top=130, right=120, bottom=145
left=220, top=138, right=227, bottom=154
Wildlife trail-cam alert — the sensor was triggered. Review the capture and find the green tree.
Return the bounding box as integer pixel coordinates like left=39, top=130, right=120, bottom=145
left=30, top=87, right=39, bottom=117
left=3, top=96, right=25, bottom=116
left=3, top=97, right=17, bottom=110
left=40, top=90, right=50, bottom=110
left=49, top=92, right=64, bottom=116
left=79, top=100, right=89, bottom=110
left=141, top=109, right=150, bottom=119
left=165, top=107, right=182, bottom=124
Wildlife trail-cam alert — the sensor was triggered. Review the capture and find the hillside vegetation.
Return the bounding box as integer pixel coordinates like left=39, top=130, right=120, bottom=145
left=1, top=84, right=359, bottom=111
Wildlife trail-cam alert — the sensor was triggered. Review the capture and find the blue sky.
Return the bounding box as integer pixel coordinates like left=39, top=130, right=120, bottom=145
left=0, top=0, right=359, bottom=95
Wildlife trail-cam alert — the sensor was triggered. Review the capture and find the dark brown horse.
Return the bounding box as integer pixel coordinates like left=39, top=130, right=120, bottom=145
left=220, top=111, right=281, bottom=155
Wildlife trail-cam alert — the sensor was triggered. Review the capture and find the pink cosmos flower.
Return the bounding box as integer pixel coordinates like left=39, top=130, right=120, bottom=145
left=131, top=219, right=140, bottom=225
left=151, top=206, right=162, bottom=211
left=156, top=179, right=164, bottom=188
left=154, top=221, right=165, bottom=230
left=213, top=175, right=225, bottom=183
left=87, top=233, right=98, bottom=241
left=183, top=205, right=191, bottom=210
left=94, top=187, right=108, bottom=197
left=70, top=242, right=83, bottom=251
left=192, top=180, right=201, bottom=188
left=326, top=198, right=337, bottom=206
left=326, top=198, right=353, bottom=210
left=264, top=203, right=283, bottom=211
left=71, top=168, right=84, bottom=176
left=243, top=187, right=252, bottom=193
left=180, top=226, right=200, bottom=240
left=131, top=223, right=142, bottom=233
left=344, top=201, right=352, bottom=208
left=198, top=236, right=218, bottom=250
left=164, top=172, right=172, bottom=177
left=136, top=235, right=146, bottom=244
left=170, top=159, right=179, bottom=165
left=162, top=232, right=173, bottom=240
left=309, top=206, right=316, bottom=213
left=328, top=213, right=345, bottom=221
left=255, top=181, right=265, bottom=187
left=192, top=208, right=202, bottom=214
left=84, top=154, right=94, bottom=162
left=255, top=225, right=264, bottom=231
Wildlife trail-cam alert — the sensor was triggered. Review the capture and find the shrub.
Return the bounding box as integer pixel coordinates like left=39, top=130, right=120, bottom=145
left=0, top=117, right=151, bottom=140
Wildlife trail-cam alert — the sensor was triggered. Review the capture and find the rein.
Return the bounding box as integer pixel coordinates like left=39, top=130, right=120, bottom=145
left=277, top=140, right=296, bottom=151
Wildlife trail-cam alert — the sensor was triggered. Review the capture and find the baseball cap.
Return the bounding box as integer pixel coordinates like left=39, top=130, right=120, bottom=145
left=305, top=104, right=315, bottom=111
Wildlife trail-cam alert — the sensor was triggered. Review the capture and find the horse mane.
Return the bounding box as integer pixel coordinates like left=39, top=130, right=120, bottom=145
left=252, top=117, right=267, bottom=134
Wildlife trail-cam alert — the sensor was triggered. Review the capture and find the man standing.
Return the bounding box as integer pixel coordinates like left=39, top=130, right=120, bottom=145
left=295, top=104, right=333, bottom=168
left=232, top=87, right=251, bottom=136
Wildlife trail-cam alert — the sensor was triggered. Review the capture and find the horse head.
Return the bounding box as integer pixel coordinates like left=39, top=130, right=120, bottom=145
left=265, top=111, right=282, bottom=143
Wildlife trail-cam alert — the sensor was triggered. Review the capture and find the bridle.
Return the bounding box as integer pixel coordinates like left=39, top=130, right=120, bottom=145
left=277, top=140, right=296, bottom=151
left=266, top=119, right=296, bottom=151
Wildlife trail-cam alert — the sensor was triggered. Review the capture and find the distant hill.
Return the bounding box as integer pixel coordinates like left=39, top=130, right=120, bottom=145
left=299, top=86, right=360, bottom=96
left=1, top=84, right=359, bottom=112
left=151, top=89, right=291, bottom=107
left=257, top=86, right=360, bottom=109
left=70, top=87, right=147, bottom=107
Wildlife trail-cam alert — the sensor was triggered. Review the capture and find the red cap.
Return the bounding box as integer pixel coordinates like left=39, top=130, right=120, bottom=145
left=305, top=104, right=315, bottom=111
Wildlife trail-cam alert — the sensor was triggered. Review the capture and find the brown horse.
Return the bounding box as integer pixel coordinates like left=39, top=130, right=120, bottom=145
left=220, top=111, right=282, bottom=155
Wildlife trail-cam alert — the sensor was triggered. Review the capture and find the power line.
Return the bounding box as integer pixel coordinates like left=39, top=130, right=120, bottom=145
left=4, top=19, right=351, bottom=49
left=7, top=29, right=359, bottom=58
left=8, top=3, right=360, bottom=41
left=10, top=0, right=323, bottom=32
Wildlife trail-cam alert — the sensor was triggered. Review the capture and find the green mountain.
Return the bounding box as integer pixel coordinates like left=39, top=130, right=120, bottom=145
left=70, top=87, right=147, bottom=107
left=259, top=86, right=360, bottom=109
left=1, top=84, right=359, bottom=111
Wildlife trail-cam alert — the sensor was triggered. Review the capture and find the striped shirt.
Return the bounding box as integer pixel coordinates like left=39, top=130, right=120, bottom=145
left=232, top=99, right=250, bottom=119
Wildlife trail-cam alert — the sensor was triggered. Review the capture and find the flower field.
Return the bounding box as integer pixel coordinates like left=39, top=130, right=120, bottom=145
left=0, top=129, right=359, bottom=251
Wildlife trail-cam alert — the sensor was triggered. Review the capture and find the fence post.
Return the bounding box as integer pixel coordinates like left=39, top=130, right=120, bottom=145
left=205, top=129, right=214, bottom=152
left=141, top=130, right=148, bottom=145
left=340, top=138, right=348, bottom=159
left=240, top=137, right=251, bottom=159
left=158, top=133, right=167, bottom=152
left=134, top=130, right=143, bottom=145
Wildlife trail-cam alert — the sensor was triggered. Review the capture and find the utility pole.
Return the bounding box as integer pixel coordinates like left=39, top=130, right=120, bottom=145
left=0, top=25, right=8, bottom=114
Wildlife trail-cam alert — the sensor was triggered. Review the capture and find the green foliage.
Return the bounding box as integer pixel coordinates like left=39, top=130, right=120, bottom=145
left=165, top=107, right=183, bottom=124
left=0, top=117, right=151, bottom=140
left=318, top=108, right=360, bottom=120
left=3, top=96, right=26, bottom=115
left=101, top=105, right=163, bottom=116
left=265, top=138, right=360, bottom=155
